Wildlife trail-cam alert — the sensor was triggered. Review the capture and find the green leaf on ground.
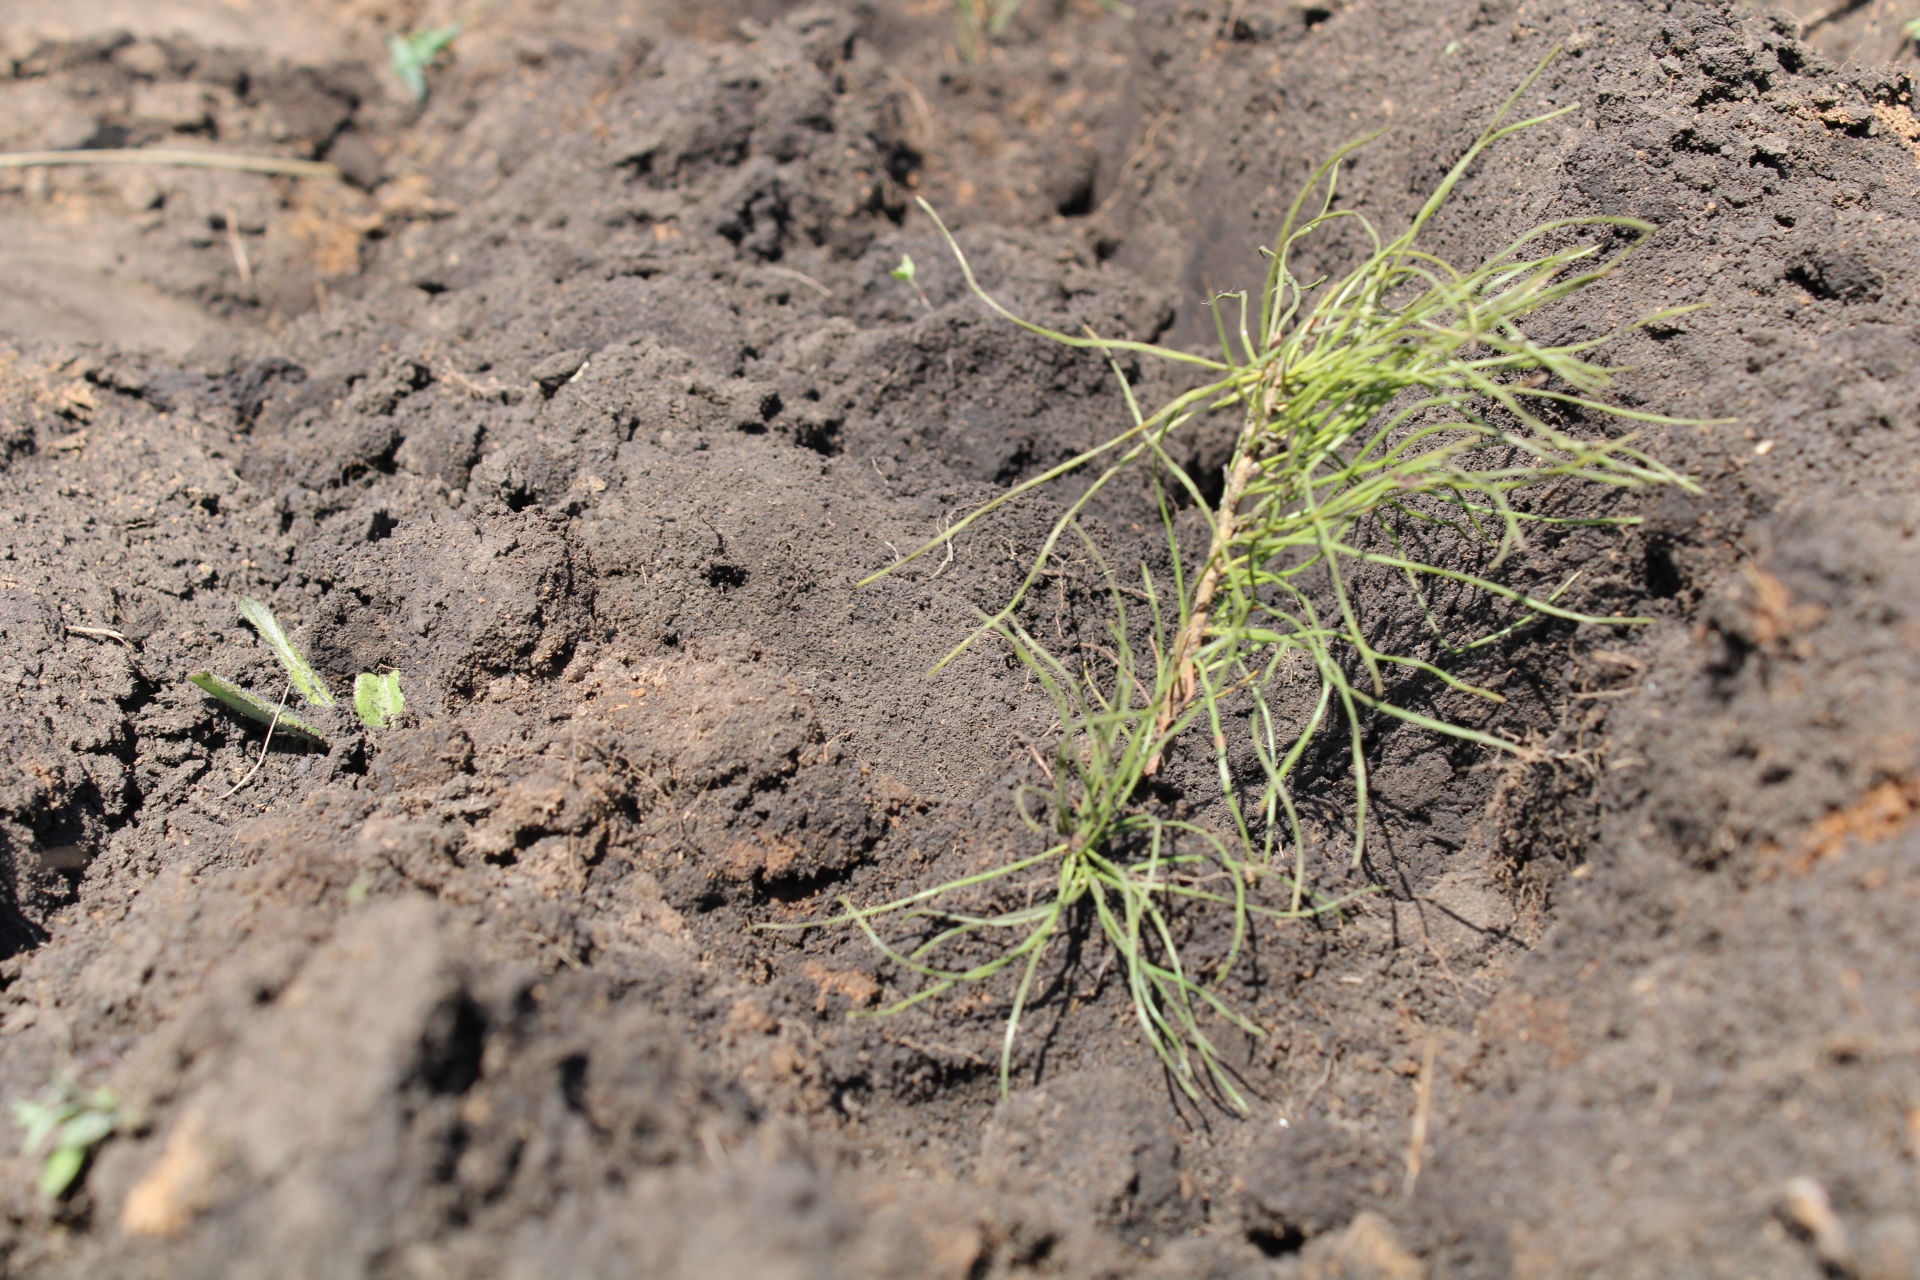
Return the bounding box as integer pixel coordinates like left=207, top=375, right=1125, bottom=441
left=353, top=670, right=406, bottom=729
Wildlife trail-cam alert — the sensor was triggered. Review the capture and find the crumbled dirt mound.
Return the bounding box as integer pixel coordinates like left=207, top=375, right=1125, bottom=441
left=2, top=1, right=1917, bottom=1276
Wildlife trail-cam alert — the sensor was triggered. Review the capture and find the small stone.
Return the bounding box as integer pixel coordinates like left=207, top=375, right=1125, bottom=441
left=326, top=131, right=385, bottom=191
left=531, top=349, right=590, bottom=397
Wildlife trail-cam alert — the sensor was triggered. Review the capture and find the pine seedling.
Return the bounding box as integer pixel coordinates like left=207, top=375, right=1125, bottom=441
left=806, top=53, right=1713, bottom=1105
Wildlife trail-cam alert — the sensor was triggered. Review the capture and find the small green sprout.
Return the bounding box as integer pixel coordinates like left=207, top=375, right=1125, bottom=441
left=1905, top=18, right=1920, bottom=44
left=13, top=1079, right=119, bottom=1200
left=190, top=597, right=405, bottom=746
left=891, top=253, right=932, bottom=310
left=388, top=23, right=461, bottom=104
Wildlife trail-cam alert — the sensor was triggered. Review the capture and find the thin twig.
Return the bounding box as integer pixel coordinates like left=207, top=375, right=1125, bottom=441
left=923, top=512, right=959, bottom=581
left=1402, top=1034, right=1438, bottom=1198
left=67, top=625, right=134, bottom=646
left=1020, top=737, right=1055, bottom=781
left=225, top=207, right=253, bottom=288
left=0, top=149, right=340, bottom=180
left=218, top=682, right=293, bottom=800
left=762, top=265, right=832, bottom=298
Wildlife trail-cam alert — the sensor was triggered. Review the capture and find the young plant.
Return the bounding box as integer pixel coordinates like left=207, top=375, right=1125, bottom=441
left=891, top=254, right=933, bottom=311
left=12, top=1079, right=119, bottom=1200
left=808, top=54, right=1706, bottom=1105
left=189, top=597, right=405, bottom=746
left=389, top=23, right=461, bottom=104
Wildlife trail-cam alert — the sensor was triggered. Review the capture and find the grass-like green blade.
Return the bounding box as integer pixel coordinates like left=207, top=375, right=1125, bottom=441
left=237, top=597, right=334, bottom=707
left=353, top=670, right=405, bottom=729
left=188, top=671, right=328, bottom=745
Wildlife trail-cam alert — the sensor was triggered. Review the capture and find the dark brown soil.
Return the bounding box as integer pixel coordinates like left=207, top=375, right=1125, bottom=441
left=2, top=1, right=1918, bottom=1276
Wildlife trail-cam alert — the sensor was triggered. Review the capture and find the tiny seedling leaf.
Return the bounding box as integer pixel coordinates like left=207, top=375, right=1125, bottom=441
left=189, top=671, right=329, bottom=745
left=890, top=254, right=917, bottom=283
left=353, top=670, right=406, bottom=729
left=238, top=598, right=334, bottom=706
left=39, top=1146, right=84, bottom=1199
left=12, top=1099, right=60, bottom=1152
left=58, top=1109, right=117, bottom=1152
left=389, top=23, right=461, bottom=104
